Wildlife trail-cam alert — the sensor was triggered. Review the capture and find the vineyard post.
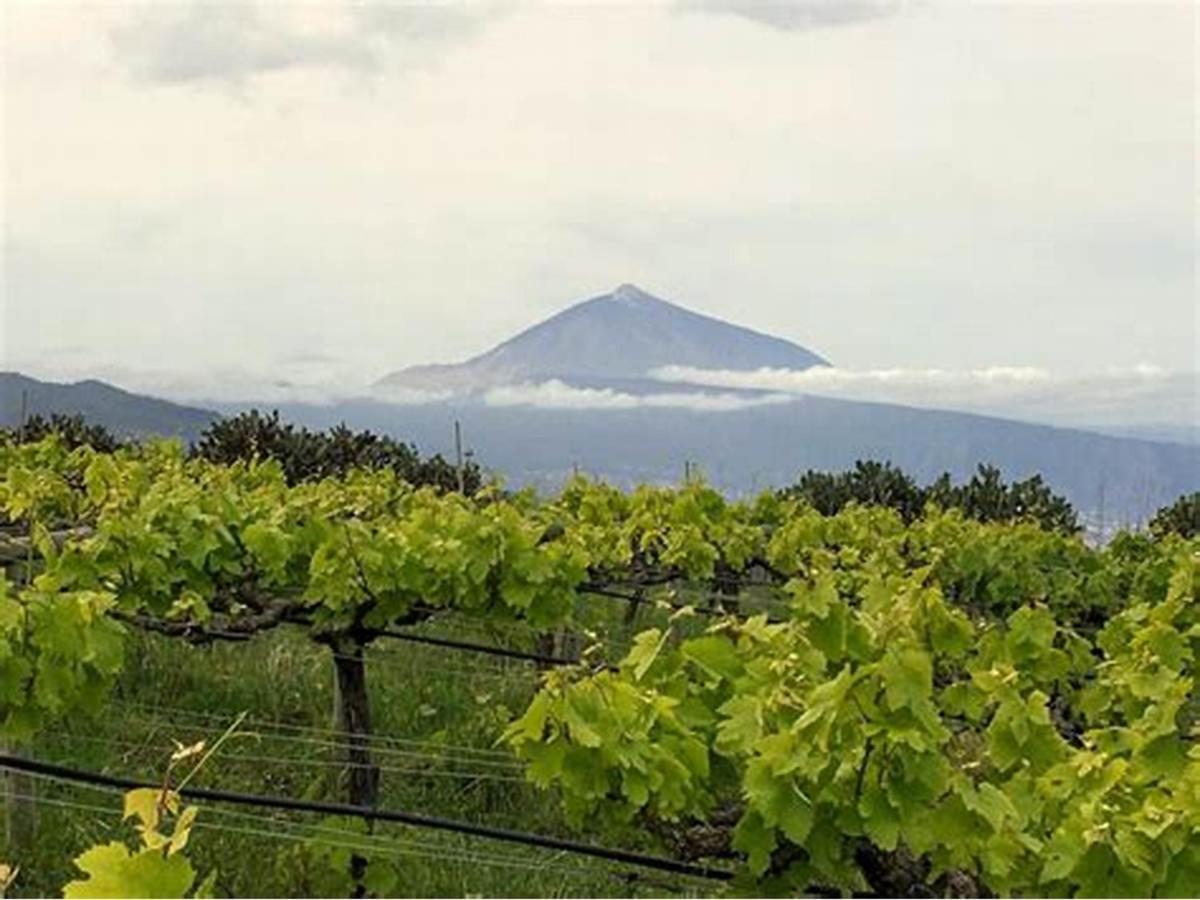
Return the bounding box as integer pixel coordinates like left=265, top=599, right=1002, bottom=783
left=16, top=390, right=27, bottom=443
left=454, top=420, right=465, bottom=495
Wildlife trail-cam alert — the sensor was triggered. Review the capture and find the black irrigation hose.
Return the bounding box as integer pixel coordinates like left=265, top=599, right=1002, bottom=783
left=0, top=754, right=733, bottom=882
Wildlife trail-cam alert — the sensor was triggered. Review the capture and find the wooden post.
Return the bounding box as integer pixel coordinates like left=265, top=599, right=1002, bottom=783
left=331, top=640, right=379, bottom=896
left=454, top=420, right=465, bottom=494
left=16, top=390, right=28, bottom=442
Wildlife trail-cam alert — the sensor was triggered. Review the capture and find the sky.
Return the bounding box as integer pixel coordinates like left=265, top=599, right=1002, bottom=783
left=1, top=0, right=1196, bottom=423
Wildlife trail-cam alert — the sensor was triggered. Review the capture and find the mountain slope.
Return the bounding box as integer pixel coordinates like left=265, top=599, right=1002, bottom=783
left=377, top=283, right=828, bottom=389
left=0, top=373, right=218, bottom=442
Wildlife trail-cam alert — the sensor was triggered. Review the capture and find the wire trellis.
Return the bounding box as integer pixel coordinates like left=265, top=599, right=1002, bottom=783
left=39, top=731, right=530, bottom=783
left=109, top=700, right=524, bottom=762
left=1, top=769, right=712, bottom=895
left=0, top=788, right=659, bottom=887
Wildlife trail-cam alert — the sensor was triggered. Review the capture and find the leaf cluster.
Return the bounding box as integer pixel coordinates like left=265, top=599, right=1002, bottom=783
left=63, top=787, right=214, bottom=899
left=507, top=527, right=1200, bottom=896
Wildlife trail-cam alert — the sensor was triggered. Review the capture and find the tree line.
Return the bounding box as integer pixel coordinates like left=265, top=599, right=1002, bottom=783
left=3, top=411, right=1196, bottom=538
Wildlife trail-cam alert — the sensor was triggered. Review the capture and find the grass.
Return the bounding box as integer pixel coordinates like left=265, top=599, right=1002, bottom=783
left=1, top=601, right=721, bottom=898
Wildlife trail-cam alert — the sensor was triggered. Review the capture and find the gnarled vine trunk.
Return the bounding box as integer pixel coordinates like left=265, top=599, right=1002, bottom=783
left=332, top=640, right=379, bottom=896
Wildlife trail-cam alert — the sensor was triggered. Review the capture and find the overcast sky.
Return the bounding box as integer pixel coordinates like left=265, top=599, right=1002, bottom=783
left=2, top=0, right=1196, bottom=409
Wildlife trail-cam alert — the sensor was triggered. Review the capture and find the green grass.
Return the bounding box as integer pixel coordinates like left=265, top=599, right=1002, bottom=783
left=2, top=605, right=719, bottom=898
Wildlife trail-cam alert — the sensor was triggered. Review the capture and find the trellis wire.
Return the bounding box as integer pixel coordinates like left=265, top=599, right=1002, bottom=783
left=40, top=731, right=530, bottom=783
left=112, top=700, right=520, bottom=758
left=0, top=788, right=667, bottom=888
left=103, top=713, right=527, bottom=771
left=0, top=755, right=733, bottom=882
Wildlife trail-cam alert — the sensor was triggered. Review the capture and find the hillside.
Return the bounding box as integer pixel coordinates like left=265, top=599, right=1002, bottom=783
left=251, top=394, right=1199, bottom=527
left=377, top=283, right=828, bottom=390
left=0, top=372, right=217, bottom=442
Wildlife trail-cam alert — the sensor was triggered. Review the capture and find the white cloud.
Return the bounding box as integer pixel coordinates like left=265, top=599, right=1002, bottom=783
left=483, top=379, right=795, bottom=412
left=652, top=364, right=1197, bottom=426
left=681, top=0, right=908, bottom=31
left=109, top=1, right=510, bottom=84
left=656, top=363, right=1055, bottom=390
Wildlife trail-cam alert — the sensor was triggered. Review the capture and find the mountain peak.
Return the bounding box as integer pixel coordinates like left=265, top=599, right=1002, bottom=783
left=609, top=283, right=657, bottom=305
left=377, top=284, right=828, bottom=390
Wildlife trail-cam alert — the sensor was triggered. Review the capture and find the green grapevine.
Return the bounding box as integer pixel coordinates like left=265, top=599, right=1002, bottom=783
left=1, top=434, right=1197, bottom=896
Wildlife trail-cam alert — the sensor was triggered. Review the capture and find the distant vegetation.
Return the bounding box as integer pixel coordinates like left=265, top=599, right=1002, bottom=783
left=1, top=409, right=481, bottom=494
left=193, top=409, right=482, bottom=492
left=1149, top=491, right=1200, bottom=539
left=782, top=459, right=1081, bottom=534
left=0, top=412, right=124, bottom=453
left=4, top=411, right=1196, bottom=536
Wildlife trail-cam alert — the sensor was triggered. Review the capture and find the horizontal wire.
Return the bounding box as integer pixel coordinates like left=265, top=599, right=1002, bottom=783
left=355, top=642, right=529, bottom=671
left=374, top=629, right=583, bottom=668
left=11, top=766, right=562, bottom=854
left=48, top=723, right=513, bottom=771
left=0, top=789, right=637, bottom=884
left=404, top=616, right=639, bottom=650
left=336, top=652, right=535, bottom=682
left=0, top=754, right=734, bottom=882
left=366, top=635, right=533, bottom=663
left=188, top=819, right=630, bottom=881
left=5, top=788, right=532, bottom=872
left=8, top=770, right=532, bottom=852
left=360, top=656, right=528, bottom=680
left=414, top=610, right=646, bottom=641
left=39, top=731, right=530, bottom=783
left=110, top=716, right=528, bottom=772
left=408, top=615, right=547, bottom=641
left=110, top=700, right=523, bottom=762
left=115, top=697, right=517, bottom=753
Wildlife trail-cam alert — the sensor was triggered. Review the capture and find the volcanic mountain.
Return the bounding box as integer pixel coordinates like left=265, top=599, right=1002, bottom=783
left=376, top=283, right=828, bottom=392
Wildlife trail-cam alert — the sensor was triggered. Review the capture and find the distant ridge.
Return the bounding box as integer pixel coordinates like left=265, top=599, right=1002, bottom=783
left=3, top=369, right=1194, bottom=526
left=251, top=392, right=1200, bottom=527
left=377, top=283, right=828, bottom=391
left=0, top=372, right=217, bottom=443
